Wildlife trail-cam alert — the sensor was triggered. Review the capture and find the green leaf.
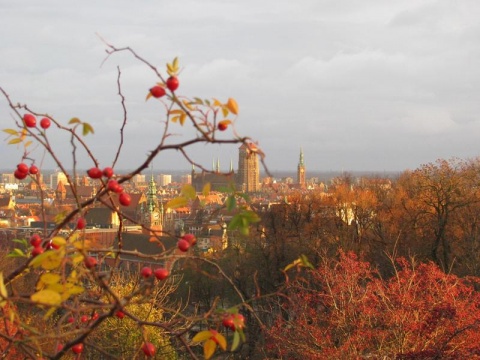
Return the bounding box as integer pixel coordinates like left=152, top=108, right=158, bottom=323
left=300, top=254, right=314, bottom=269
left=225, top=196, right=236, bottom=211
left=7, top=248, right=26, bottom=258
left=82, top=122, right=94, bottom=136
left=12, top=239, right=28, bottom=246
left=231, top=330, right=240, bottom=351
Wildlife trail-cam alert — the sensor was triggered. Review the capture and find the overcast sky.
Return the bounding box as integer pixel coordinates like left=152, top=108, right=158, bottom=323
left=1, top=0, right=480, bottom=175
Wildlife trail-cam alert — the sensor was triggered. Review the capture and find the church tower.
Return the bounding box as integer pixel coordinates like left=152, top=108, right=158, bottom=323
left=142, top=175, right=163, bottom=235
left=297, top=147, right=306, bottom=188
left=237, top=143, right=260, bottom=193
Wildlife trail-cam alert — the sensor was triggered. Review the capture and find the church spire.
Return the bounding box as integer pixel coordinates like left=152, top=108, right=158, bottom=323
left=297, top=147, right=306, bottom=188
left=299, top=147, right=305, bottom=166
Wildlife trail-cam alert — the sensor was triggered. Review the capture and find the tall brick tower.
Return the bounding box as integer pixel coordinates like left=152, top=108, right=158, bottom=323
left=297, top=147, right=306, bottom=188
left=237, top=143, right=260, bottom=193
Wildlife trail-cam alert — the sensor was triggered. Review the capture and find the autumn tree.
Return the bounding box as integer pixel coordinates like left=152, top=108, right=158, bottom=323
left=0, top=40, right=263, bottom=359
left=265, top=251, right=480, bottom=359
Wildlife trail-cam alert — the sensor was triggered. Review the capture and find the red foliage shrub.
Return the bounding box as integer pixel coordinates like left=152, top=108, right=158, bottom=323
left=265, top=252, right=480, bottom=359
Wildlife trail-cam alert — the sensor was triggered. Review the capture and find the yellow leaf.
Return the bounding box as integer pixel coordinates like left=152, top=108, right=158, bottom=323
left=73, top=240, right=90, bottom=251
left=24, top=140, right=32, bottom=148
left=192, top=330, right=213, bottom=343
left=8, top=138, right=22, bottom=145
left=39, top=273, right=61, bottom=286
left=171, top=116, right=179, bottom=123
left=3, top=129, right=18, bottom=135
left=215, top=332, right=227, bottom=351
left=182, top=99, right=194, bottom=111
left=172, top=57, right=179, bottom=72
left=54, top=211, right=67, bottom=224
left=69, top=117, right=81, bottom=124
left=226, top=98, right=239, bottom=115
left=204, top=339, right=217, bottom=360
left=82, top=122, right=94, bottom=136
left=202, top=183, right=211, bottom=196
left=179, top=112, right=186, bottom=126
left=0, top=273, right=7, bottom=300
left=213, top=98, right=223, bottom=107
left=31, top=289, right=62, bottom=307
left=167, top=62, right=174, bottom=74
left=166, top=197, right=188, bottom=209
left=51, top=236, right=66, bottom=248
left=222, top=107, right=229, bottom=118
left=40, top=250, right=65, bottom=270
left=169, top=109, right=184, bottom=116
left=146, top=92, right=153, bottom=101
left=181, top=184, right=196, bottom=199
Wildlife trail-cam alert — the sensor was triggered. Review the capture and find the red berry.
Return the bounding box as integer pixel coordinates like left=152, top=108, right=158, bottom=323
left=80, top=315, right=88, bottom=323
left=234, top=314, right=245, bottom=329
left=218, top=122, right=228, bottom=131
left=141, top=266, right=152, bottom=278
left=14, top=169, right=27, bottom=180
left=177, top=239, right=190, bottom=252
left=166, top=76, right=179, bottom=92
left=91, top=312, right=99, bottom=321
left=182, top=233, right=196, bottom=246
left=77, top=217, right=86, bottom=230
left=115, top=310, right=125, bottom=319
left=87, top=167, right=102, bottom=179
left=17, top=163, right=29, bottom=174
left=102, top=167, right=114, bottom=178
left=40, top=117, right=51, bottom=129
left=30, top=234, right=42, bottom=247
left=56, top=343, right=64, bottom=352
left=222, top=315, right=235, bottom=330
left=149, top=85, right=166, bottom=98
left=29, top=165, right=39, bottom=175
left=154, top=268, right=169, bottom=280
left=119, top=192, right=131, bottom=206
left=84, top=256, right=97, bottom=269
left=32, top=246, right=44, bottom=257
left=142, top=342, right=156, bottom=357
left=23, top=113, right=36, bottom=128
left=67, top=316, right=75, bottom=324
left=107, top=179, right=119, bottom=191
left=72, top=343, right=84, bottom=354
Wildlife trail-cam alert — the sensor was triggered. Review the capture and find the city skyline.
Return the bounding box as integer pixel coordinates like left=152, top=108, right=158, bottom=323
left=1, top=1, right=480, bottom=173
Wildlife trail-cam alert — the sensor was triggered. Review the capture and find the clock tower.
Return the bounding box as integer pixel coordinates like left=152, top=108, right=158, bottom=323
left=142, top=175, right=163, bottom=235
left=297, top=148, right=306, bottom=189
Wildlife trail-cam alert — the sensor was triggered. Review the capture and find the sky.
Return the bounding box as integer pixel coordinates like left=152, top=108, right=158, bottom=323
left=1, top=0, right=480, bottom=174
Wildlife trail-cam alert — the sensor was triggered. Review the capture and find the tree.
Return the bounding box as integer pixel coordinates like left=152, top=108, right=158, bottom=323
left=0, top=40, right=263, bottom=359
left=265, top=251, right=480, bottom=359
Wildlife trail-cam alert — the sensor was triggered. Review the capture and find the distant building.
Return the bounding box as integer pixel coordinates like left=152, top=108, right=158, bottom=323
left=181, top=174, right=192, bottom=184
left=157, top=174, right=172, bottom=187
left=237, top=143, right=260, bottom=193
left=191, top=161, right=235, bottom=192
left=50, top=171, right=68, bottom=189
left=297, top=148, right=306, bottom=188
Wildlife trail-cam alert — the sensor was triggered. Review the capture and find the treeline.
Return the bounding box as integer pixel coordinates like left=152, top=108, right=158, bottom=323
left=175, top=157, right=480, bottom=358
